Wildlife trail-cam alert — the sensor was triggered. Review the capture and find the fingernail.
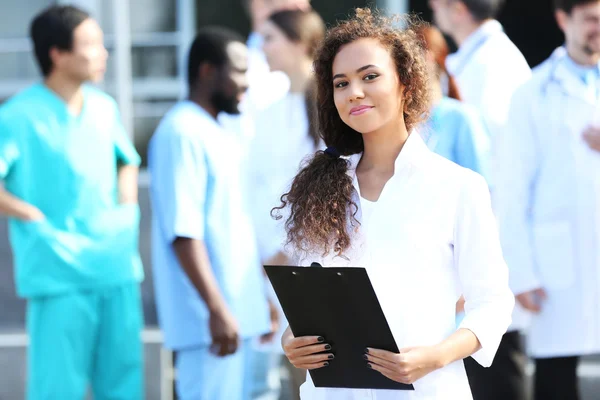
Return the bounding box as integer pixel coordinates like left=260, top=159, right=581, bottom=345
left=324, top=361, right=329, bottom=367
left=324, top=344, right=332, bottom=350
left=367, top=363, right=372, bottom=369
left=328, top=354, right=335, bottom=360
left=364, top=348, right=369, bottom=354
left=363, top=354, right=369, bottom=360
left=317, top=337, right=325, bottom=342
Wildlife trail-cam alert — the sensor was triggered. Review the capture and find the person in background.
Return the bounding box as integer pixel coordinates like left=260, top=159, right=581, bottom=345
left=248, top=9, right=326, bottom=400
left=148, top=27, right=274, bottom=400
left=429, top=1, right=531, bottom=399
left=429, top=0, right=530, bottom=140
left=244, top=0, right=312, bottom=112
left=0, top=5, right=144, bottom=399
left=418, top=25, right=489, bottom=179
left=494, top=1, right=600, bottom=399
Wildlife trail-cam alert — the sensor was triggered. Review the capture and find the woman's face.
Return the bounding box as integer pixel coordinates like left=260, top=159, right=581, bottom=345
left=332, top=38, right=404, bottom=134
left=261, top=20, right=306, bottom=74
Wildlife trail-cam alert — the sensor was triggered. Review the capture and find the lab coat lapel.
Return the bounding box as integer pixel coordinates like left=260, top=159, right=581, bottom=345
left=550, top=48, right=597, bottom=106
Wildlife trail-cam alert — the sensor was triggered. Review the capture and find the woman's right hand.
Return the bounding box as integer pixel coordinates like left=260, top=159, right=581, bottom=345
left=281, top=326, right=334, bottom=370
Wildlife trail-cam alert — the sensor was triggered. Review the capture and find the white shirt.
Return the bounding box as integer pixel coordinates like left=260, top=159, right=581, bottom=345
left=298, top=133, right=515, bottom=400
left=446, top=19, right=531, bottom=330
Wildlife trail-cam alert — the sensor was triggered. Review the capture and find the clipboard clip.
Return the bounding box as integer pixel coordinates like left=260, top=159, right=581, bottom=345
left=311, top=262, right=323, bottom=268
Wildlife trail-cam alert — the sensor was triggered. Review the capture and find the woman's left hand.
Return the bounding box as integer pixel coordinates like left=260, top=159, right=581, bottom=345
left=365, top=346, right=445, bottom=385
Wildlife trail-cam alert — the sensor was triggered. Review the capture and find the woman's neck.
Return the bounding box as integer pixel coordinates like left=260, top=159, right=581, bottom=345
left=287, top=58, right=313, bottom=93
left=430, top=72, right=444, bottom=107
left=359, top=119, right=409, bottom=174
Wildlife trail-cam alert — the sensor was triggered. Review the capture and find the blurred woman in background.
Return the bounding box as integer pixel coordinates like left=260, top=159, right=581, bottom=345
left=418, top=25, right=490, bottom=180
left=247, top=8, right=326, bottom=400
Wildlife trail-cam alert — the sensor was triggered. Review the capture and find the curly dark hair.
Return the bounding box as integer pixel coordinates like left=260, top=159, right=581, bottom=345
left=272, top=8, right=431, bottom=259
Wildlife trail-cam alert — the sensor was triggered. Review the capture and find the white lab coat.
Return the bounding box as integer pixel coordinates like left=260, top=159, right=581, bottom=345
left=297, top=132, right=514, bottom=400
left=446, top=19, right=532, bottom=331
left=493, top=47, right=600, bottom=358
left=446, top=20, right=531, bottom=139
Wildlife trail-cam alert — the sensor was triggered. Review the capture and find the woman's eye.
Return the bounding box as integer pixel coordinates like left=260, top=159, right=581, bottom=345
left=334, top=81, right=348, bottom=89
left=364, top=73, right=379, bottom=81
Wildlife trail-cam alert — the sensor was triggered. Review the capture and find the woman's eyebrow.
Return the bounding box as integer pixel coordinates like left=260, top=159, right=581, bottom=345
left=332, top=64, right=378, bottom=80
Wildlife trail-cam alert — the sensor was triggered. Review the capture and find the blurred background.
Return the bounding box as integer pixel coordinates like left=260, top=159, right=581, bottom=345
left=0, top=0, right=596, bottom=399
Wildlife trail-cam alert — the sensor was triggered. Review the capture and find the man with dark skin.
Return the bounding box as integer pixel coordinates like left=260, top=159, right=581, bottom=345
left=148, top=27, right=275, bottom=400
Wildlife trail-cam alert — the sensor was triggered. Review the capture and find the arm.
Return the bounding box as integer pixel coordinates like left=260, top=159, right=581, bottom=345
left=172, top=236, right=239, bottom=356
left=149, top=129, right=238, bottom=356
left=113, top=101, right=141, bottom=205
left=492, top=85, right=544, bottom=307
left=366, top=174, right=515, bottom=384
left=117, top=164, right=139, bottom=204
left=0, top=116, right=42, bottom=220
left=0, top=187, right=44, bottom=221
left=172, top=237, right=229, bottom=315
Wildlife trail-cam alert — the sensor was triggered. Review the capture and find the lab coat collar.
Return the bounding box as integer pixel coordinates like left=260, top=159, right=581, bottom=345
left=348, top=131, right=428, bottom=197
left=549, top=47, right=597, bottom=104
left=446, top=19, right=503, bottom=76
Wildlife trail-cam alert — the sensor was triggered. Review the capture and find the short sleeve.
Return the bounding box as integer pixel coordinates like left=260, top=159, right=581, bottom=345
left=149, top=130, right=207, bottom=242
left=454, top=173, right=515, bottom=367
left=112, top=103, right=141, bottom=166
left=0, top=115, right=20, bottom=180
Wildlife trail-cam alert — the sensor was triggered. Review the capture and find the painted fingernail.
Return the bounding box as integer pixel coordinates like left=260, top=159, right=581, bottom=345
left=328, top=354, right=335, bottom=360
left=317, top=337, right=325, bottom=342
left=367, top=363, right=372, bottom=369
left=363, top=354, right=369, bottom=360
left=364, top=348, right=369, bottom=354
left=324, top=361, right=330, bottom=367
left=324, top=344, right=332, bottom=350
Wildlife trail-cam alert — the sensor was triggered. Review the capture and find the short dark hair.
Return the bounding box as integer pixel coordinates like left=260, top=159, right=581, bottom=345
left=554, top=0, right=600, bottom=13
left=187, top=27, right=245, bottom=89
left=461, top=0, right=505, bottom=21
left=30, top=5, right=90, bottom=77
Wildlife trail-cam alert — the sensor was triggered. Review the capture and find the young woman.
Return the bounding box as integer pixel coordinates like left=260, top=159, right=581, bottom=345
left=273, top=9, right=514, bottom=399
left=419, top=26, right=490, bottom=180
left=249, top=8, right=325, bottom=266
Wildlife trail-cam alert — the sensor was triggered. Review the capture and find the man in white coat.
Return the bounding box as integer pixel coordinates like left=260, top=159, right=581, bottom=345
left=428, top=1, right=531, bottom=399
left=494, top=0, right=600, bottom=399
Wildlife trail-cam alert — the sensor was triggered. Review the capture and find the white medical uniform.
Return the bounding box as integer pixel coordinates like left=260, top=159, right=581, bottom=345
left=298, top=132, right=515, bottom=399
left=494, top=47, right=600, bottom=358
left=446, top=19, right=531, bottom=330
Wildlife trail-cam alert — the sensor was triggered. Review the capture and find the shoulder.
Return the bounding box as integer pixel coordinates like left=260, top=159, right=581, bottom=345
left=152, top=102, right=217, bottom=145
left=530, top=51, right=560, bottom=83
left=0, top=84, right=47, bottom=121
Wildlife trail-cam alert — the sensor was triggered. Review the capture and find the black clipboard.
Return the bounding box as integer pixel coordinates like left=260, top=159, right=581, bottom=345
left=264, top=264, right=414, bottom=391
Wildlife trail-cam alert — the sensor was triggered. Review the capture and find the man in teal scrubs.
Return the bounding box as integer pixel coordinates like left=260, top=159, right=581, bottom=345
left=0, top=5, right=144, bottom=399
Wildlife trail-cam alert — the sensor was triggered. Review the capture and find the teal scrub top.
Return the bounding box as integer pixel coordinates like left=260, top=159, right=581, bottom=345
left=0, top=83, right=143, bottom=298
left=424, top=97, right=490, bottom=181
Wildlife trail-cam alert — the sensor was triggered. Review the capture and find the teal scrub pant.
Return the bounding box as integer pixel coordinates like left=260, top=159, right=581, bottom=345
left=26, top=282, right=144, bottom=400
